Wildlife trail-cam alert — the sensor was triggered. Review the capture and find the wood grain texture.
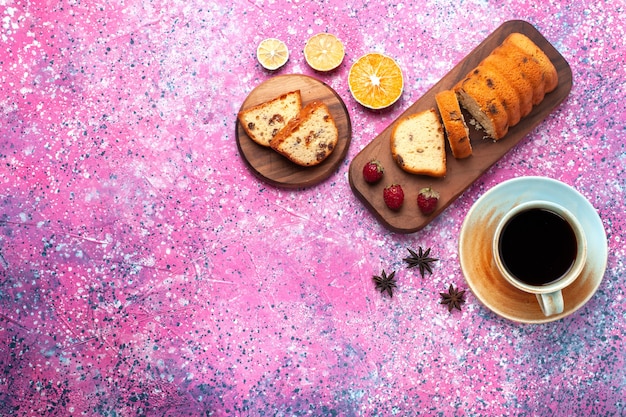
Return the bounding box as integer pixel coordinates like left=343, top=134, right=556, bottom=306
left=348, top=20, right=573, bottom=233
left=236, top=75, right=351, bottom=188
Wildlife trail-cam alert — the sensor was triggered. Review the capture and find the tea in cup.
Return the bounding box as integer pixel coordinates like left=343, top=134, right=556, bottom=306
left=492, top=200, right=587, bottom=317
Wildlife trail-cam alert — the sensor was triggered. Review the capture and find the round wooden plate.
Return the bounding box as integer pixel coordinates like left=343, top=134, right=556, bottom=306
left=236, top=74, right=352, bottom=188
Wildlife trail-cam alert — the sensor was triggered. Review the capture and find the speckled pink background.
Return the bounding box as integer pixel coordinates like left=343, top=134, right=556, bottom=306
left=1, top=0, right=625, bottom=416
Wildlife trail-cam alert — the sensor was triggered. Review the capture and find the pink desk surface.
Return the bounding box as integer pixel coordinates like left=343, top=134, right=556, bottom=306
left=1, top=1, right=624, bottom=416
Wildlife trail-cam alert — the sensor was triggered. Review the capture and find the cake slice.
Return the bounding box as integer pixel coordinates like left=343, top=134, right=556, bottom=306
left=238, top=90, right=302, bottom=147
left=269, top=101, right=338, bottom=166
left=435, top=89, right=472, bottom=159
left=390, top=108, right=446, bottom=177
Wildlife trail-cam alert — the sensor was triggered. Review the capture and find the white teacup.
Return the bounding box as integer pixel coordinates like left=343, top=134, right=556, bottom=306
left=492, top=200, right=587, bottom=317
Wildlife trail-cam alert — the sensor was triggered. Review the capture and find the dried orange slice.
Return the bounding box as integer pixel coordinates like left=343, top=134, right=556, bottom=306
left=348, top=53, right=404, bottom=109
left=256, top=38, right=289, bottom=70
left=304, top=33, right=345, bottom=71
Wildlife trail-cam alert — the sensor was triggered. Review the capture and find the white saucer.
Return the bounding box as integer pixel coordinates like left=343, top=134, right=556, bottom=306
left=459, top=176, right=608, bottom=323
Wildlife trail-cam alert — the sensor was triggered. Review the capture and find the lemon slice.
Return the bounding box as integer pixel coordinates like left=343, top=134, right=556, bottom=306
left=256, top=38, right=289, bottom=70
left=348, top=53, right=404, bottom=110
left=304, top=33, right=345, bottom=72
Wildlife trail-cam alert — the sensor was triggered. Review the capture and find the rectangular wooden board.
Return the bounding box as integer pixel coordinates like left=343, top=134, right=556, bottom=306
left=348, top=20, right=573, bottom=233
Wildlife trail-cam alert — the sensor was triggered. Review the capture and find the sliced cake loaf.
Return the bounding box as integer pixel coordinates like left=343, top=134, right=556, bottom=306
left=454, top=33, right=558, bottom=140
left=270, top=101, right=338, bottom=167
left=435, top=89, right=472, bottom=159
left=238, top=90, right=302, bottom=147
left=390, top=108, right=446, bottom=177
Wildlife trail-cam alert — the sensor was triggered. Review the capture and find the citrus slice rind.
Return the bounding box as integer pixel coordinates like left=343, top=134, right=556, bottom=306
left=304, top=33, right=345, bottom=72
left=256, top=38, right=289, bottom=71
left=348, top=53, right=404, bottom=110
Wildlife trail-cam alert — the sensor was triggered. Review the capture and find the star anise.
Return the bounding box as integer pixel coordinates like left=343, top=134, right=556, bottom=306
left=439, top=284, right=466, bottom=313
left=373, top=269, right=397, bottom=298
left=403, top=246, right=438, bottom=278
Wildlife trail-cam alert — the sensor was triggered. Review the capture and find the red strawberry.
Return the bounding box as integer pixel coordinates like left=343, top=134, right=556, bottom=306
left=383, top=184, right=404, bottom=210
left=362, top=160, right=384, bottom=183
left=417, top=187, right=440, bottom=215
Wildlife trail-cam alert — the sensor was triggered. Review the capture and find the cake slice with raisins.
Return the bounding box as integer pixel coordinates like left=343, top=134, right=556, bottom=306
left=238, top=90, right=302, bottom=147
left=390, top=108, right=447, bottom=177
left=270, top=101, right=338, bottom=166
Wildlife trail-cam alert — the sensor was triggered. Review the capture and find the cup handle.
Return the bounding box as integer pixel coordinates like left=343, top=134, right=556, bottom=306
left=536, top=291, right=564, bottom=316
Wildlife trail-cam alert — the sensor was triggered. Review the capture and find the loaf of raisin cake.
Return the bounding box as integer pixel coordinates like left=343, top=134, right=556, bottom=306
left=454, top=33, right=558, bottom=140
